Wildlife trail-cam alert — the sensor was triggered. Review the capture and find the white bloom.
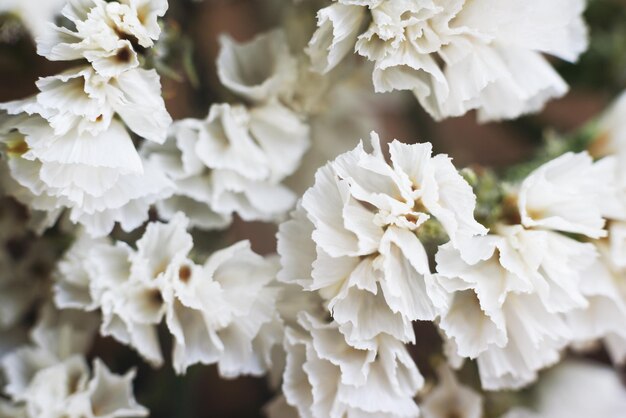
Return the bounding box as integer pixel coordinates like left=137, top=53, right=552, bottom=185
left=518, top=151, right=617, bottom=239
left=165, top=240, right=281, bottom=376
left=217, top=29, right=297, bottom=103
left=435, top=225, right=596, bottom=390
left=143, top=101, right=309, bottom=228
left=502, top=360, right=626, bottom=418
left=0, top=0, right=66, bottom=39
left=563, top=227, right=626, bottom=363
left=38, top=0, right=168, bottom=77
left=3, top=352, right=147, bottom=418
left=278, top=132, right=484, bottom=346
left=421, top=364, right=482, bottom=418
left=281, top=312, right=423, bottom=418
left=54, top=214, right=283, bottom=377
left=0, top=65, right=173, bottom=237
left=307, top=0, right=588, bottom=121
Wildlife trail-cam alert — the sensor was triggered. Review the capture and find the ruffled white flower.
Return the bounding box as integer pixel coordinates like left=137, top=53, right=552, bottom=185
left=563, top=224, right=626, bottom=364
left=502, top=360, right=626, bottom=418
left=421, top=364, right=482, bottom=418
left=0, top=63, right=173, bottom=236
left=307, top=0, right=588, bottom=121
left=165, top=240, right=282, bottom=376
left=278, top=132, right=485, bottom=347
left=54, top=214, right=283, bottom=377
left=0, top=0, right=172, bottom=238
left=281, top=312, right=423, bottom=418
left=518, top=151, right=617, bottom=239
left=38, top=0, right=168, bottom=77
left=2, top=307, right=147, bottom=418
left=217, top=29, right=297, bottom=103
left=0, top=197, right=58, bottom=331
left=143, top=102, right=309, bottom=228
left=435, top=224, right=596, bottom=390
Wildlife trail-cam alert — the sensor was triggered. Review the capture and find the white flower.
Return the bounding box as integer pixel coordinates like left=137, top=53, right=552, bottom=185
left=563, top=225, right=626, bottom=363
left=143, top=101, right=309, bottom=228
left=307, top=0, right=588, bottom=121
left=3, top=353, right=147, bottom=418
left=38, top=0, right=168, bottom=77
left=0, top=0, right=66, bottom=39
left=217, top=29, right=297, bottom=103
left=421, top=364, right=482, bottom=418
left=278, top=132, right=484, bottom=347
left=54, top=214, right=283, bottom=377
left=435, top=224, right=596, bottom=390
left=165, top=240, right=281, bottom=376
left=281, top=312, right=423, bottom=418
left=502, top=360, right=626, bottom=418
left=518, top=151, right=617, bottom=239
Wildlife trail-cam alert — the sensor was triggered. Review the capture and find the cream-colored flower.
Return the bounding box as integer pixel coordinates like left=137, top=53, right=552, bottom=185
left=281, top=312, right=423, bottom=418
left=143, top=102, right=309, bottom=228
left=307, top=0, right=587, bottom=121
left=38, top=0, right=168, bottom=77
left=278, top=132, right=484, bottom=347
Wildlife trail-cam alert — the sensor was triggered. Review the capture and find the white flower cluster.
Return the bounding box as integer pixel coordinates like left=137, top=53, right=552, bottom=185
left=54, top=213, right=282, bottom=377
left=435, top=152, right=615, bottom=389
left=1, top=305, right=147, bottom=418
left=4, top=0, right=626, bottom=417
left=143, top=30, right=310, bottom=229
left=307, top=0, right=588, bottom=121
left=276, top=131, right=487, bottom=416
left=0, top=0, right=173, bottom=237
left=273, top=120, right=626, bottom=414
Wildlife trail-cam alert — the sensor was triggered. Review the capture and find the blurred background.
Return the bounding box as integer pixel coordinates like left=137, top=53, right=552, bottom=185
left=1, top=0, right=626, bottom=416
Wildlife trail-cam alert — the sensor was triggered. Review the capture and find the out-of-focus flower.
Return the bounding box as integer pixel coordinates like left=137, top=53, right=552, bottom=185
left=421, top=364, right=482, bottom=418
left=143, top=102, right=309, bottom=229
left=55, top=214, right=283, bottom=377
left=501, top=360, right=626, bottom=418
left=39, top=0, right=168, bottom=77
left=0, top=0, right=66, bottom=39
left=307, top=0, right=588, bottom=121
left=1, top=307, right=146, bottom=418
left=217, top=30, right=297, bottom=103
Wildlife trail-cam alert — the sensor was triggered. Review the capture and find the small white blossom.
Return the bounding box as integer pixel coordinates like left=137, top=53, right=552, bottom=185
left=143, top=102, right=309, bottom=228
left=217, top=30, right=297, bottom=103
